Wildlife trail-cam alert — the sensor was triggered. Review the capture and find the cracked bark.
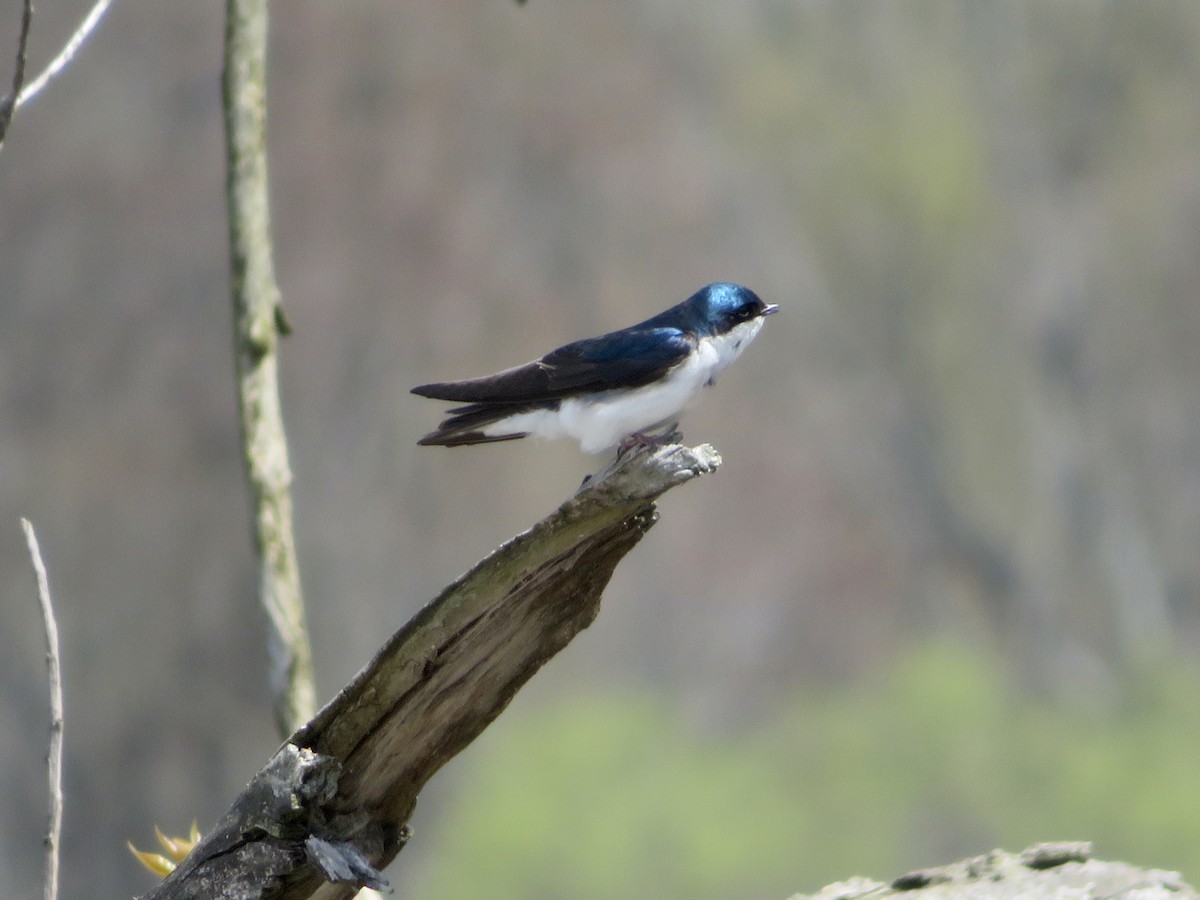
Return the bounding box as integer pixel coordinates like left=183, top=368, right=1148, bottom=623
left=138, top=443, right=722, bottom=900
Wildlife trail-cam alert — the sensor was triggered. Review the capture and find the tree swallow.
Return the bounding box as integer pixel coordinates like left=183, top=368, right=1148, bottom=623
left=412, top=282, right=778, bottom=453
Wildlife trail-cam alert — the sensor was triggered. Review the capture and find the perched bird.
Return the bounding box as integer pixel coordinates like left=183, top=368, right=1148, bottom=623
left=412, top=282, right=778, bottom=453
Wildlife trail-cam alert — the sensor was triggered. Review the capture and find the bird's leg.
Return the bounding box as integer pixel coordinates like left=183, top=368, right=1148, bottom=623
left=656, top=421, right=683, bottom=444
left=617, top=434, right=652, bottom=456
left=616, top=422, right=682, bottom=457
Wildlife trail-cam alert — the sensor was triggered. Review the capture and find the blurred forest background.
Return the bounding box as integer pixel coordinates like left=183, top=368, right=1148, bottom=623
left=2, top=2, right=1200, bottom=898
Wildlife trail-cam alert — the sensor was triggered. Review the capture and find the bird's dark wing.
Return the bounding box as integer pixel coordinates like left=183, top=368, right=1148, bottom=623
left=411, top=326, right=694, bottom=403
left=415, top=405, right=530, bottom=446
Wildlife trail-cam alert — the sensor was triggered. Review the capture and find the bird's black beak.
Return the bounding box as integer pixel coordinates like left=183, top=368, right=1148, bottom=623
left=762, top=304, right=780, bottom=316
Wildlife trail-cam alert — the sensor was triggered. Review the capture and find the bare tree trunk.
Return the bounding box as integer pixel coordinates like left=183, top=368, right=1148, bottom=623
left=222, top=0, right=315, bottom=738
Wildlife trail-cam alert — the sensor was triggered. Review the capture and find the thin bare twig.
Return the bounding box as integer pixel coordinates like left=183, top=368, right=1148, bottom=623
left=21, top=519, right=64, bottom=900
left=16, top=0, right=114, bottom=110
left=0, top=0, right=33, bottom=146
left=222, top=0, right=315, bottom=737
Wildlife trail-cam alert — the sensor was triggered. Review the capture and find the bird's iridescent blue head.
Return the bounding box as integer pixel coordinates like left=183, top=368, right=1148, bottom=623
left=685, top=283, right=779, bottom=336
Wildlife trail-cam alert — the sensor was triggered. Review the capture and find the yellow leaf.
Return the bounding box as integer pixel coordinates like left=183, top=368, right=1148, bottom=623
left=153, top=823, right=202, bottom=862
left=127, top=841, right=175, bottom=877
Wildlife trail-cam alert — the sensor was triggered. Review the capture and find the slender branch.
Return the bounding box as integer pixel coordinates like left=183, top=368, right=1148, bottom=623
left=20, top=0, right=115, bottom=111
left=21, top=519, right=64, bottom=900
left=222, top=0, right=315, bottom=737
left=0, top=0, right=33, bottom=147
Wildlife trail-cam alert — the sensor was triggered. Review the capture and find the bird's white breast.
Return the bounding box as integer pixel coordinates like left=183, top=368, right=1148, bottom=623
left=484, top=317, right=766, bottom=453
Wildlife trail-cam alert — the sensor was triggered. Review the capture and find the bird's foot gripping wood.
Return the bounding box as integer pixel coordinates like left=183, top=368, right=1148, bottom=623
left=617, top=422, right=682, bottom=458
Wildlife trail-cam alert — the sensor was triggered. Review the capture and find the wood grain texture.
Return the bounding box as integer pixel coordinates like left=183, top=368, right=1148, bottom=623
left=139, top=443, right=722, bottom=900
